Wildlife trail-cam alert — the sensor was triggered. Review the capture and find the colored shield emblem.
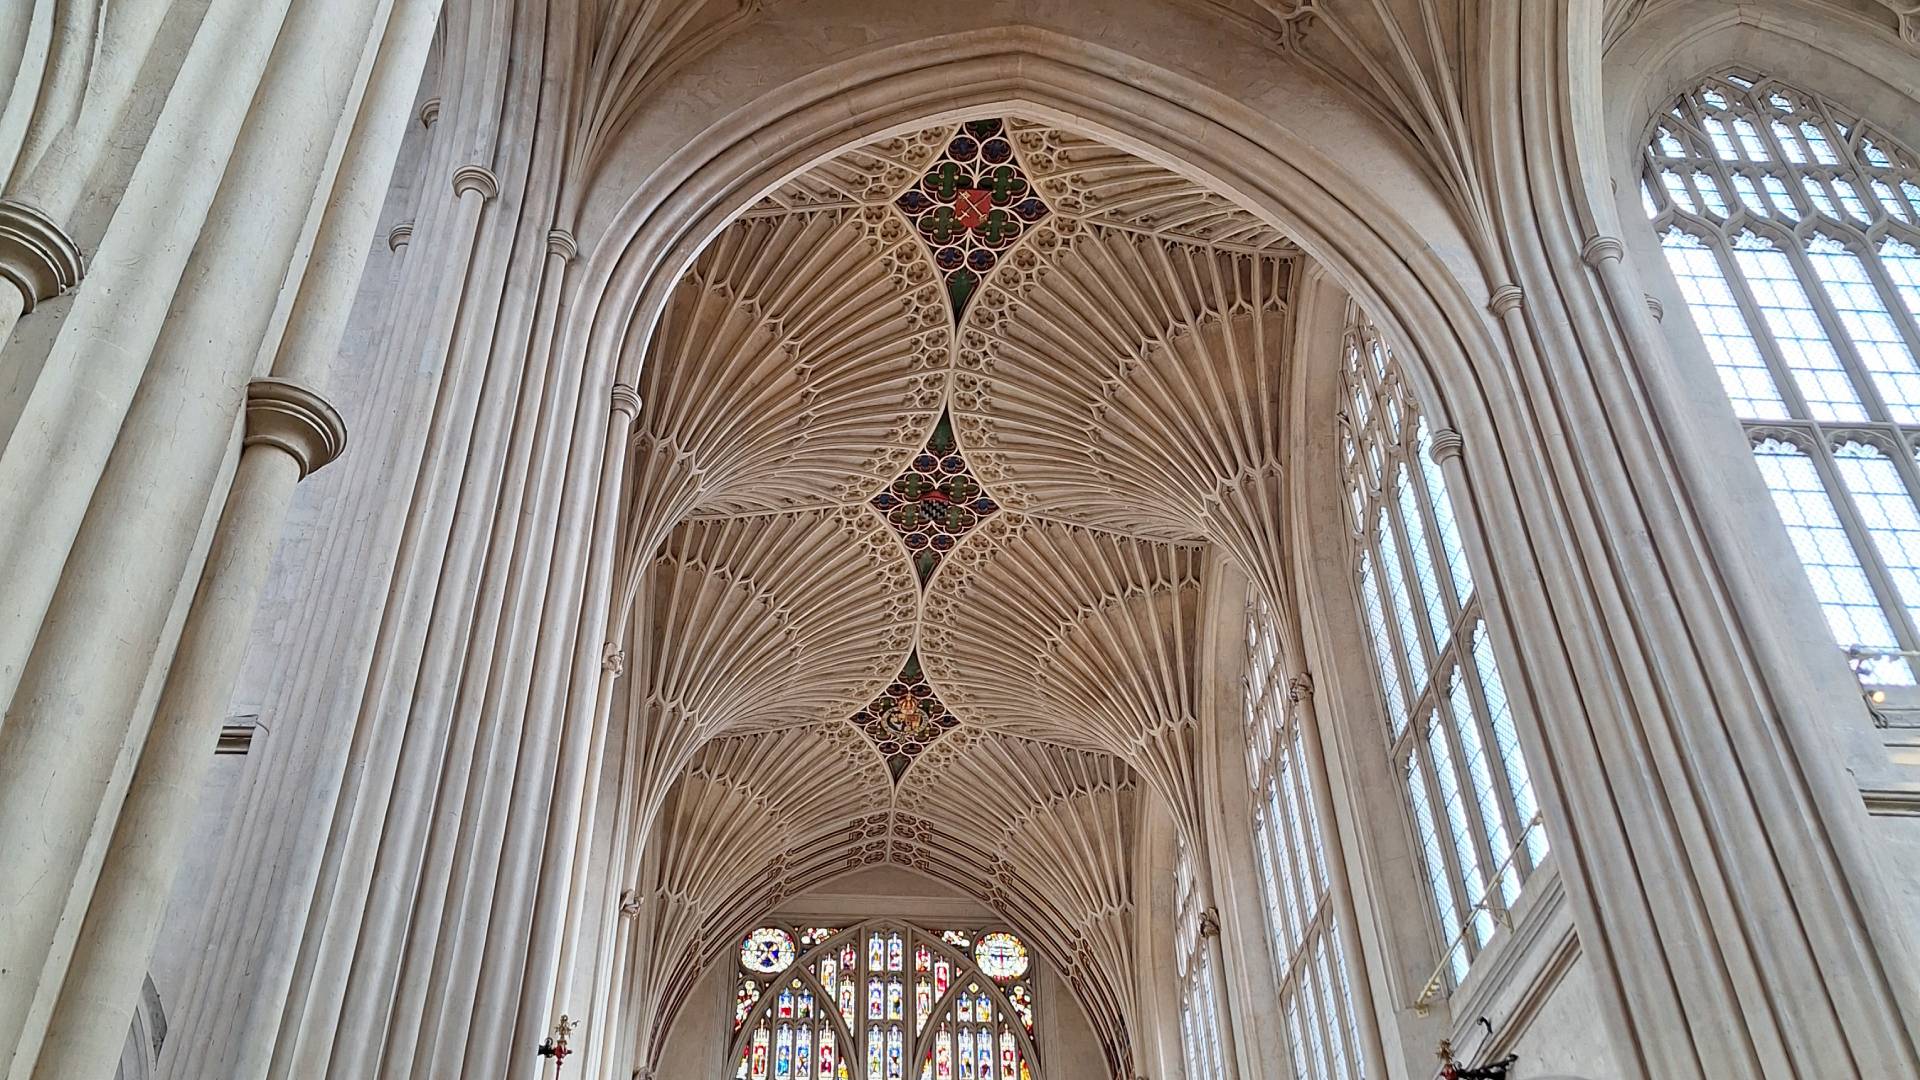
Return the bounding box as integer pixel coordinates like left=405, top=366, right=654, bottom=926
left=954, top=188, right=993, bottom=229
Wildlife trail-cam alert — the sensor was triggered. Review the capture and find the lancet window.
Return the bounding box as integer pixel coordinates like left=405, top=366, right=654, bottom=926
left=1338, top=311, right=1548, bottom=991
left=1244, top=600, right=1363, bottom=1078
left=729, top=922, right=1039, bottom=1080
left=1174, top=846, right=1225, bottom=1080
left=1642, top=69, right=1920, bottom=688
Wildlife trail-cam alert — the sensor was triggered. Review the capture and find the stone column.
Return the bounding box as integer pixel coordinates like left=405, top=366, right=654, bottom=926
left=27, top=381, right=344, bottom=1080
left=15, top=0, right=441, bottom=1070
left=0, top=1, right=183, bottom=351
left=0, top=198, right=81, bottom=340
left=152, top=85, right=464, bottom=1080
left=0, top=0, right=402, bottom=1062
left=513, top=382, right=641, bottom=1073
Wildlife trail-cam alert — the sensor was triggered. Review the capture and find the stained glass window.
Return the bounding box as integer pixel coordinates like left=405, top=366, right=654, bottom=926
left=1643, top=69, right=1920, bottom=686
left=873, top=411, right=1001, bottom=587
left=897, top=120, right=1049, bottom=319
left=730, top=922, right=1039, bottom=1080
left=1338, top=310, right=1547, bottom=994
left=1174, top=846, right=1226, bottom=1080
left=851, top=652, right=961, bottom=781
left=1244, top=599, right=1363, bottom=1079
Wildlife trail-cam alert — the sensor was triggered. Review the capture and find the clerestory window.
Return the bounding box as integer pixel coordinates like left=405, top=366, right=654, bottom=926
left=1174, top=846, right=1226, bottom=1080
left=1642, top=69, right=1920, bottom=688
left=1243, top=599, right=1363, bottom=1078
left=1338, top=311, right=1548, bottom=995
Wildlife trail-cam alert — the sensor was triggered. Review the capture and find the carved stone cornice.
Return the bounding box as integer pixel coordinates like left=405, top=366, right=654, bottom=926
left=451, top=164, right=499, bottom=201
left=0, top=198, right=84, bottom=311
left=1428, top=427, right=1465, bottom=463
left=244, top=378, right=347, bottom=479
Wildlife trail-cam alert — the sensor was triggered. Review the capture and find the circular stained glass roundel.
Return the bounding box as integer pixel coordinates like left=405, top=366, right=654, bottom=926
left=740, top=927, right=796, bottom=974
left=973, top=932, right=1030, bottom=980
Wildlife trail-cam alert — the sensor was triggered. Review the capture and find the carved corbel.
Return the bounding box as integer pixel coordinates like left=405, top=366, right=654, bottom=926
left=244, top=378, right=347, bottom=478
left=1198, top=906, right=1221, bottom=939
left=0, top=199, right=84, bottom=312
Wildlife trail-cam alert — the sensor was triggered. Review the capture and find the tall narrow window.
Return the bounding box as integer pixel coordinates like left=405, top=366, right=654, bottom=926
left=1643, top=69, right=1920, bottom=687
left=729, top=922, right=1039, bottom=1080
left=1244, top=600, right=1362, bottom=1079
left=1174, top=847, right=1225, bottom=1080
left=1338, top=312, right=1547, bottom=995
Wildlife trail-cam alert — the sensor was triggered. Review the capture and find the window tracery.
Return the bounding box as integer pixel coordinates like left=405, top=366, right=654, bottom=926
left=1338, top=311, right=1546, bottom=991
left=730, top=921, right=1040, bottom=1080
left=1174, top=847, right=1225, bottom=1080
left=1642, top=69, right=1920, bottom=685
left=1244, top=601, right=1362, bottom=1079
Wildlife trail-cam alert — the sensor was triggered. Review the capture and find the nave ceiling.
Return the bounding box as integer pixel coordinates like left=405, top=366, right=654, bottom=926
left=612, top=116, right=1301, bottom=1073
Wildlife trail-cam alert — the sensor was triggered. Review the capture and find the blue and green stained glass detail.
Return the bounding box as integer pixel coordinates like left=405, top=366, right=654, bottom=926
left=872, top=411, right=998, bottom=586
left=896, top=120, right=1049, bottom=321
left=853, top=651, right=958, bottom=781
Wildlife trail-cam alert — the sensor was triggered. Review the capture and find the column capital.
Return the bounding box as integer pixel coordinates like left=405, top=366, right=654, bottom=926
left=386, top=220, right=413, bottom=252
left=1487, top=284, right=1525, bottom=316
left=0, top=198, right=84, bottom=311
left=245, top=378, right=347, bottom=478
left=418, top=96, right=441, bottom=128
left=611, top=383, right=642, bottom=418
left=1198, top=906, right=1221, bottom=939
left=451, top=164, right=498, bottom=201
left=601, top=641, right=626, bottom=676
left=1427, top=427, right=1465, bottom=462
left=1581, top=235, right=1624, bottom=266
left=1645, top=294, right=1664, bottom=321
left=547, top=229, right=578, bottom=261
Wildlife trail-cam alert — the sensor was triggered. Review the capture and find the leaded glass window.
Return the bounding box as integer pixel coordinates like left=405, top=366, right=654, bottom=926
left=1338, top=311, right=1547, bottom=993
left=1642, top=69, right=1920, bottom=686
left=1174, top=847, right=1225, bottom=1080
left=730, top=921, right=1038, bottom=1080
left=1244, top=600, right=1362, bottom=1079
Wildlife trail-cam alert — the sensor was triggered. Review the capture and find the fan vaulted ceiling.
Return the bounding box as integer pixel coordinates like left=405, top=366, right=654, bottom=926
left=615, top=116, right=1299, bottom=1075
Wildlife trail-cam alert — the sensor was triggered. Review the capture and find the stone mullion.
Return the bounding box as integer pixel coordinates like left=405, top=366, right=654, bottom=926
left=1379, top=457, right=1495, bottom=954
left=1405, top=704, right=1478, bottom=973
left=1780, top=238, right=1900, bottom=425
left=1856, top=236, right=1920, bottom=408
left=1689, top=219, right=1825, bottom=424
left=1802, top=430, right=1920, bottom=672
